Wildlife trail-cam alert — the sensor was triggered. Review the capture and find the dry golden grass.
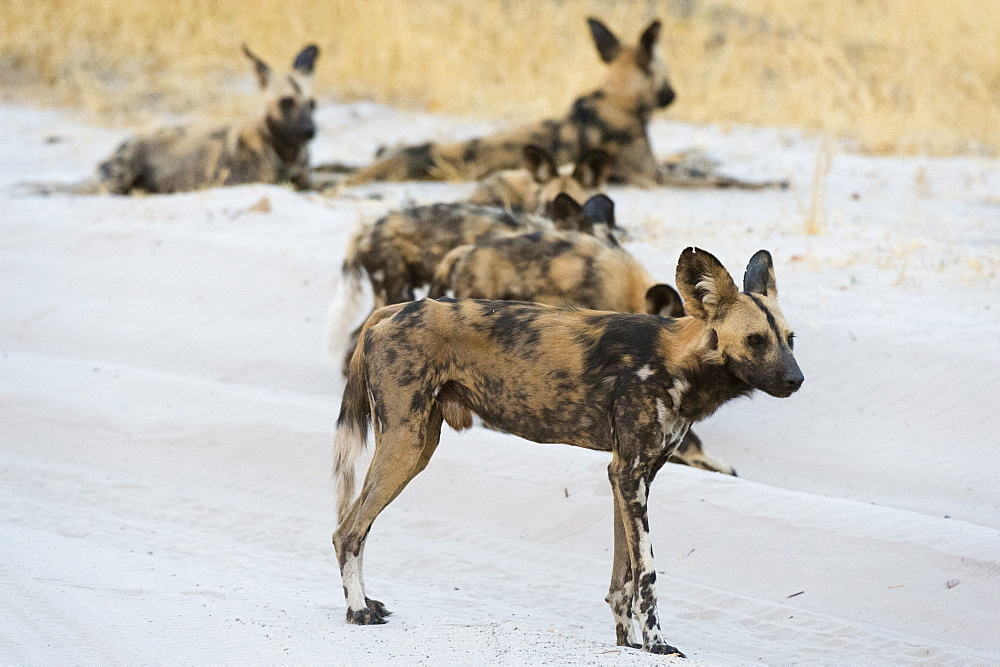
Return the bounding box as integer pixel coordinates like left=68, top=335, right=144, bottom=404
left=2, top=0, right=999, bottom=156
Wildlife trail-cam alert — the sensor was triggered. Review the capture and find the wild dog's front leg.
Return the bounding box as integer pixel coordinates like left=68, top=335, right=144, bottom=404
left=606, top=498, right=639, bottom=648
left=607, top=452, right=684, bottom=657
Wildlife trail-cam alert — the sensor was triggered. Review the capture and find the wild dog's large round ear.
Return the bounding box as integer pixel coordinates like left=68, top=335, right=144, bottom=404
left=587, top=18, right=621, bottom=63
left=675, top=247, right=740, bottom=320
left=242, top=44, right=271, bottom=89
left=645, top=284, right=685, bottom=318
left=743, top=249, right=777, bottom=298
left=522, top=144, right=558, bottom=184
left=573, top=149, right=613, bottom=189
left=293, top=44, right=320, bottom=77
left=582, top=194, right=615, bottom=229
left=551, top=193, right=589, bottom=233
left=637, top=20, right=662, bottom=71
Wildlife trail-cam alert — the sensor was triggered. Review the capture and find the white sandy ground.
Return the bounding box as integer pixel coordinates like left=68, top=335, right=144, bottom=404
left=1, top=101, right=999, bottom=664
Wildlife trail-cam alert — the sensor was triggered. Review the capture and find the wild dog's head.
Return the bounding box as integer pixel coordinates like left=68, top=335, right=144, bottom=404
left=242, top=43, right=320, bottom=151
left=525, top=145, right=613, bottom=218
left=676, top=248, right=803, bottom=398
left=588, top=18, right=675, bottom=113
left=549, top=193, right=621, bottom=245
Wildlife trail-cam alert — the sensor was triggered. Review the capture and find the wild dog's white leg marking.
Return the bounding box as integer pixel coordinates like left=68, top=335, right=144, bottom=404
left=636, top=364, right=655, bottom=381
left=630, top=476, right=670, bottom=651
left=341, top=552, right=367, bottom=612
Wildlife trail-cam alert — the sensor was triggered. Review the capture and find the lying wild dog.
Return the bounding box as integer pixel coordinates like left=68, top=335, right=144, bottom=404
left=468, top=144, right=611, bottom=216
left=429, top=197, right=735, bottom=476
left=332, top=247, right=803, bottom=655
left=343, top=18, right=673, bottom=187
left=327, top=194, right=611, bottom=374
left=431, top=195, right=655, bottom=314
left=43, top=44, right=319, bottom=195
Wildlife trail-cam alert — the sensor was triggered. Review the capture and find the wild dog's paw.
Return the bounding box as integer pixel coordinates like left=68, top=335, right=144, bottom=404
left=646, top=642, right=685, bottom=657
left=346, top=606, right=387, bottom=625
left=365, top=597, right=391, bottom=617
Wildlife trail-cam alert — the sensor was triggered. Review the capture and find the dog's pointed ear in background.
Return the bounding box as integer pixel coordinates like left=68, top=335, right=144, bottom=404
left=573, top=149, right=612, bottom=189
left=675, top=247, right=740, bottom=320
left=743, top=249, right=777, bottom=299
left=550, top=193, right=589, bottom=233
left=645, top=283, right=685, bottom=318
left=522, top=144, right=558, bottom=184
left=587, top=17, right=621, bottom=63
left=636, top=20, right=662, bottom=71
left=293, top=44, right=320, bottom=77
left=581, top=194, right=615, bottom=230
left=242, top=44, right=271, bottom=89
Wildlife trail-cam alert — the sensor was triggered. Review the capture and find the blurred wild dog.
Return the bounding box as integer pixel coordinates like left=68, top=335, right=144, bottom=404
left=85, top=45, right=319, bottom=194
left=431, top=194, right=661, bottom=314
left=430, top=195, right=734, bottom=476
left=344, top=18, right=674, bottom=187
left=331, top=248, right=804, bottom=655
left=468, top=144, right=611, bottom=215
left=327, top=194, right=612, bottom=374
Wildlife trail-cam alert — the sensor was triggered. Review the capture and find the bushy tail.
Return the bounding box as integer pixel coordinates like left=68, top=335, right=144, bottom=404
left=333, top=305, right=402, bottom=523
left=324, top=230, right=372, bottom=363
left=428, top=245, right=472, bottom=299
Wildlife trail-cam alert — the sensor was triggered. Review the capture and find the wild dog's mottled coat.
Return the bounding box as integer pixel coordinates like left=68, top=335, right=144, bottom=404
left=95, top=45, right=319, bottom=194
left=332, top=248, right=803, bottom=654
left=468, top=144, right=611, bottom=216
left=344, top=18, right=673, bottom=187
left=429, top=195, right=734, bottom=476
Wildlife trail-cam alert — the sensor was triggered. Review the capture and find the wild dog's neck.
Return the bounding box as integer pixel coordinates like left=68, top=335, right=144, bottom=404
left=666, top=317, right=753, bottom=422
left=579, top=89, right=648, bottom=130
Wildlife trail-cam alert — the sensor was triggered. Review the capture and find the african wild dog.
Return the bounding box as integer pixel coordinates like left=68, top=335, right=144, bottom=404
left=468, top=144, right=611, bottom=216
left=327, top=194, right=611, bottom=375
left=429, top=195, right=736, bottom=476
left=343, top=18, right=673, bottom=187
left=87, top=44, right=319, bottom=194
left=332, top=247, right=803, bottom=654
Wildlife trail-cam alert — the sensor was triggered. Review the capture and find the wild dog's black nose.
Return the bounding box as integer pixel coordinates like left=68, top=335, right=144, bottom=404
left=784, top=371, right=804, bottom=392
left=657, top=86, right=676, bottom=108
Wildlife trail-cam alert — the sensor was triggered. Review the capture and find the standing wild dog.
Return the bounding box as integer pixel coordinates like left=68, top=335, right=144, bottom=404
left=89, top=44, right=319, bottom=194
left=468, top=144, right=611, bottom=215
left=430, top=196, right=736, bottom=476
left=344, top=18, right=673, bottom=187
left=331, top=247, right=803, bottom=654
left=327, top=194, right=611, bottom=374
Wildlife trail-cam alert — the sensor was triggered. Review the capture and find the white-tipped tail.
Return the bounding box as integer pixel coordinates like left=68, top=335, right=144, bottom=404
left=324, top=267, right=370, bottom=363
left=333, top=420, right=367, bottom=524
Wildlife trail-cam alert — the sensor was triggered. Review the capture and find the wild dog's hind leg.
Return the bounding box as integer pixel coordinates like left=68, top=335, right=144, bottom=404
left=667, top=430, right=736, bottom=476
left=333, top=404, right=444, bottom=624
left=607, top=450, right=684, bottom=657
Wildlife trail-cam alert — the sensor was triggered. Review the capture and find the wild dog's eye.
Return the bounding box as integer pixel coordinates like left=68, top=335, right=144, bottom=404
left=746, top=333, right=766, bottom=348
left=787, top=333, right=795, bottom=349
left=308, top=99, right=317, bottom=111
left=278, top=96, right=296, bottom=112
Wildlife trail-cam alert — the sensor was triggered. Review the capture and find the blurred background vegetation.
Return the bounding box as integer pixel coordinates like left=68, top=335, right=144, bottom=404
left=2, top=0, right=998, bottom=156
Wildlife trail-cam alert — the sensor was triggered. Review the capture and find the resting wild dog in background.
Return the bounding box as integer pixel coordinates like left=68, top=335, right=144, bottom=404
left=430, top=196, right=735, bottom=476
left=432, top=194, right=662, bottom=314
left=331, top=247, right=803, bottom=654
left=327, top=194, right=612, bottom=374
left=344, top=18, right=674, bottom=187
left=90, top=44, right=318, bottom=194
left=468, top=144, right=611, bottom=215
